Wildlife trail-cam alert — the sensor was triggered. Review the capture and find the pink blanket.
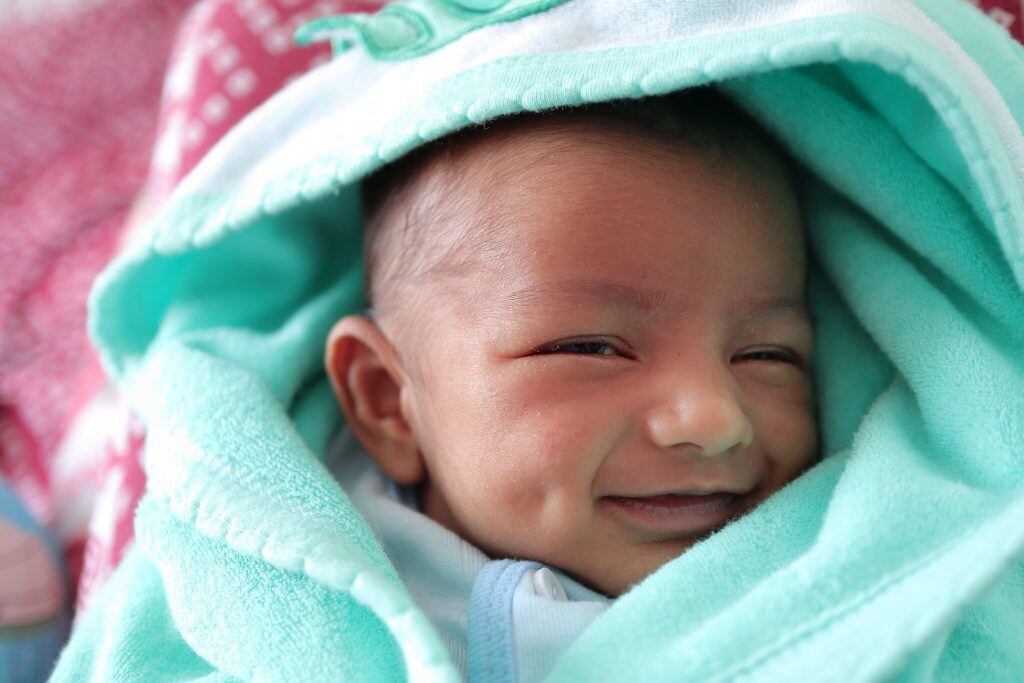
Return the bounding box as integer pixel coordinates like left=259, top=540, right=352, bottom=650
left=0, top=0, right=379, bottom=623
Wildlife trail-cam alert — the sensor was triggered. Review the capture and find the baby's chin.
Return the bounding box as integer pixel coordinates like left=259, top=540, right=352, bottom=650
left=549, top=535, right=704, bottom=599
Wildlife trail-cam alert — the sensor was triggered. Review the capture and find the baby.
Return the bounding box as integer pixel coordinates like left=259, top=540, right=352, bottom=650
left=325, top=87, right=819, bottom=606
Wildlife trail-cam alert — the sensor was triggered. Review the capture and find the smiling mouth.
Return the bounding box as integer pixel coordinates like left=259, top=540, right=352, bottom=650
left=600, top=492, right=743, bottom=537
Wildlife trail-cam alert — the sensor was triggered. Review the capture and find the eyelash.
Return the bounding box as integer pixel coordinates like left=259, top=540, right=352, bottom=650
left=736, top=349, right=803, bottom=367
left=539, top=340, right=623, bottom=357
left=536, top=339, right=630, bottom=360
left=535, top=339, right=800, bottom=365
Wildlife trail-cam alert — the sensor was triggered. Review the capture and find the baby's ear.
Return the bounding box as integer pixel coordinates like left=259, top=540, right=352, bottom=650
left=325, top=315, right=425, bottom=485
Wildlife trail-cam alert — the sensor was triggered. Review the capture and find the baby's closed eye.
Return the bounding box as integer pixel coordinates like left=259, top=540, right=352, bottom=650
left=532, top=336, right=633, bottom=359
left=734, top=347, right=804, bottom=366
left=530, top=337, right=805, bottom=370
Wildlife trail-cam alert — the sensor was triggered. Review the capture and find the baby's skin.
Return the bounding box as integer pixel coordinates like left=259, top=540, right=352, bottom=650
left=326, top=111, right=819, bottom=598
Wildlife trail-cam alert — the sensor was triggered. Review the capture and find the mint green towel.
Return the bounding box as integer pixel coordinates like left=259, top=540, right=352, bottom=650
left=51, top=0, right=1024, bottom=680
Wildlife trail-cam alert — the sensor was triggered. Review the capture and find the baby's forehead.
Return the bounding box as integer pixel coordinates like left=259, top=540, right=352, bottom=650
left=436, top=129, right=800, bottom=272
left=361, top=91, right=801, bottom=319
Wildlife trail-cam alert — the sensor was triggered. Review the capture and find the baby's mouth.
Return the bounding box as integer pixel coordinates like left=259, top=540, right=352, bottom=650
left=600, top=491, right=742, bottom=536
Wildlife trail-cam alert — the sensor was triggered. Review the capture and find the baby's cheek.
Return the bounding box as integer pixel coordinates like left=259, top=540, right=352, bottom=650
left=450, top=373, right=618, bottom=553
left=486, top=428, right=598, bottom=544
left=760, top=406, right=819, bottom=483
left=488, top=432, right=572, bottom=513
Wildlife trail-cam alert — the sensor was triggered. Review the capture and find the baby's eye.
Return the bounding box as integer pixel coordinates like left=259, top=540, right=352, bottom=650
left=735, top=348, right=802, bottom=366
left=535, top=339, right=623, bottom=356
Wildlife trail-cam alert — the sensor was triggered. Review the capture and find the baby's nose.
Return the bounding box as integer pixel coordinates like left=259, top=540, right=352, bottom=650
left=645, top=379, right=754, bottom=458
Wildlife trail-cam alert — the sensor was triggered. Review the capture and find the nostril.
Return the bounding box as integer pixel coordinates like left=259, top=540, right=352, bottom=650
left=646, top=409, right=705, bottom=452
left=737, top=420, right=754, bottom=448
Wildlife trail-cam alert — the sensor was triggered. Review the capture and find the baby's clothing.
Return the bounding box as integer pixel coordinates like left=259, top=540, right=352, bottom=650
left=326, top=428, right=611, bottom=683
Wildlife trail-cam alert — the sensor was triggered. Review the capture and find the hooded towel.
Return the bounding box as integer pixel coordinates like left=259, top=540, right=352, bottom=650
left=51, top=0, right=1024, bottom=680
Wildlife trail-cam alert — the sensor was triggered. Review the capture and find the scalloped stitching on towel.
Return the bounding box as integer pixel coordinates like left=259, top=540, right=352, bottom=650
left=143, top=22, right=1019, bottom=266
left=151, top=487, right=459, bottom=679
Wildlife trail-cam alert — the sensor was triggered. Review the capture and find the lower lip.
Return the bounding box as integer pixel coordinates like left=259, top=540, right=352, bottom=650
left=601, top=492, right=739, bottom=535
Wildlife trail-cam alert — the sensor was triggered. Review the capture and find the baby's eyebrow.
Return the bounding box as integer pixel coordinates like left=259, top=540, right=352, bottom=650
left=495, top=278, right=808, bottom=320
left=500, top=279, right=669, bottom=313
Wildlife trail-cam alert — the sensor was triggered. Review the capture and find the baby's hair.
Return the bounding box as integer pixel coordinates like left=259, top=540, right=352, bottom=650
left=359, top=86, right=794, bottom=325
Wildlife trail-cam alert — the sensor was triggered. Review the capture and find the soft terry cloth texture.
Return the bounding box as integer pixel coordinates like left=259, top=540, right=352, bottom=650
left=52, top=0, right=1024, bottom=681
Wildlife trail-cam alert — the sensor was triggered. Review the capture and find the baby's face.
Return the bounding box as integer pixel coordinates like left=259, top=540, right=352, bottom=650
left=355, top=121, right=817, bottom=597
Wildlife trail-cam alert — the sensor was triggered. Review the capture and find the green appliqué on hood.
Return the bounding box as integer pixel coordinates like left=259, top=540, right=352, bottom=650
left=294, top=0, right=570, bottom=61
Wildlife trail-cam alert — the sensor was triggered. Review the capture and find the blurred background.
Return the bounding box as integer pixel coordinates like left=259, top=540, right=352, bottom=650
left=0, top=0, right=1019, bottom=680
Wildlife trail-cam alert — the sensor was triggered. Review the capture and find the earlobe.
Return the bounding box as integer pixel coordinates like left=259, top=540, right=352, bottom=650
left=325, top=315, right=425, bottom=485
